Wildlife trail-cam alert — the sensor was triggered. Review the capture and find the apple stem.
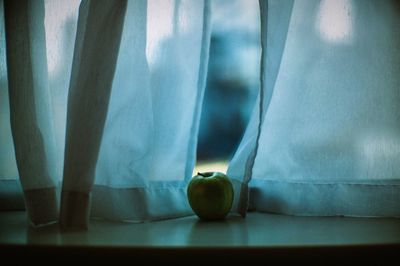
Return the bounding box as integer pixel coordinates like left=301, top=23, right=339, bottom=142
left=198, top=172, right=203, bottom=177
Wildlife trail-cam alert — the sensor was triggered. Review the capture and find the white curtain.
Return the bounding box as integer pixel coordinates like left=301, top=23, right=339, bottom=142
left=0, top=0, right=218, bottom=228
left=229, top=0, right=400, bottom=217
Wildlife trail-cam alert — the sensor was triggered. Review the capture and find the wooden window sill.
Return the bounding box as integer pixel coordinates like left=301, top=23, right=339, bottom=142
left=0, top=211, right=399, bottom=263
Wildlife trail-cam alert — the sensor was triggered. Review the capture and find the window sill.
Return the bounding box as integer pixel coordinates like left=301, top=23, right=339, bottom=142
left=1, top=211, right=399, bottom=263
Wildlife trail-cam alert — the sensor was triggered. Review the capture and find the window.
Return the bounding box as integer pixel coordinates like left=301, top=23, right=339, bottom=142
left=1, top=0, right=399, bottom=228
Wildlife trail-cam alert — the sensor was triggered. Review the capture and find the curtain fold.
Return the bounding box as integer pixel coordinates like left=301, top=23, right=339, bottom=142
left=229, top=0, right=400, bottom=217
left=4, top=0, right=58, bottom=226
left=60, top=0, right=127, bottom=229
left=227, top=0, right=294, bottom=215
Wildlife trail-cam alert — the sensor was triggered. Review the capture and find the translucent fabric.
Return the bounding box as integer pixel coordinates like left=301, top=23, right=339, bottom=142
left=229, top=0, right=400, bottom=217
left=2, top=0, right=59, bottom=225
left=0, top=0, right=212, bottom=228
left=86, top=0, right=212, bottom=224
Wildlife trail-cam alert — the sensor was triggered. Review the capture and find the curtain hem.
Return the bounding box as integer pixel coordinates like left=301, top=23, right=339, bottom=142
left=60, top=190, right=91, bottom=229
left=24, top=187, right=59, bottom=227
left=0, top=179, right=25, bottom=210
left=0, top=180, right=194, bottom=222
left=250, top=178, right=400, bottom=217
left=91, top=185, right=192, bottom=222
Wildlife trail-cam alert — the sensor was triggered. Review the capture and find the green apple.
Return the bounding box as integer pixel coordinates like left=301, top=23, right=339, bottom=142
left=187, top=172, right=234, bottom=221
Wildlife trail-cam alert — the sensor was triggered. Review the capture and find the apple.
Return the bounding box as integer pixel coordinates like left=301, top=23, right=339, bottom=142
left=187, top=172, right=234, bottom=221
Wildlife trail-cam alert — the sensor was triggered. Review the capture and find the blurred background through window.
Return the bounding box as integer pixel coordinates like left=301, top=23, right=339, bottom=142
left=195, top=0, right=260, bottom=174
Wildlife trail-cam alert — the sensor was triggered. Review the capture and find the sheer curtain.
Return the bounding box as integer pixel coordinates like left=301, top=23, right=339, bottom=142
left=0, top=0, right=216, bottom=228
left=229, top=0, right=400, bottom=217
